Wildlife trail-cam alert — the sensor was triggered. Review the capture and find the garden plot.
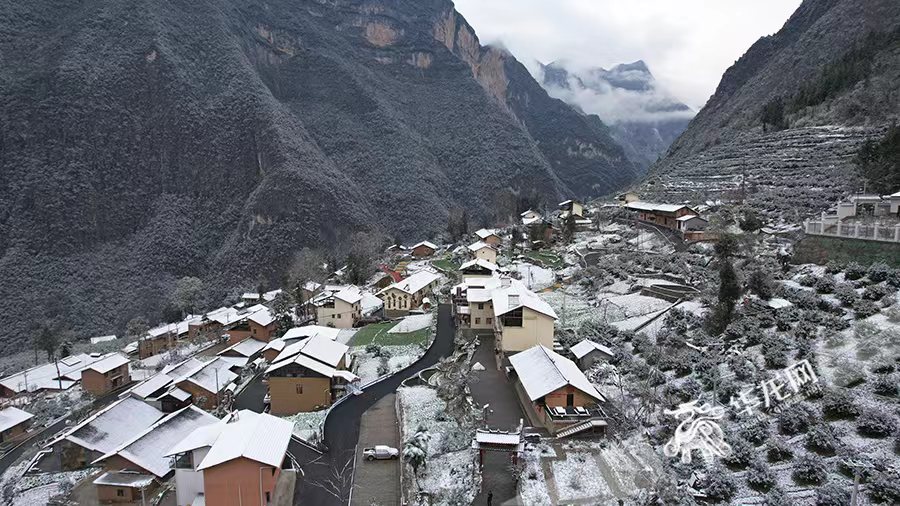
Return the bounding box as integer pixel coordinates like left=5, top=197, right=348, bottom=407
left=540, top=290, right=602, bottom=330
left=352, top=344, right=423, bottom=384
left=550, top=452, right=613, bottom=503
left=389, top=314, right=432, bottom=334
left=600, top=293, right=673, bottom=321
left=283, top=409, right=328, bottom=442
left=509, top=262, right=556, bottom=290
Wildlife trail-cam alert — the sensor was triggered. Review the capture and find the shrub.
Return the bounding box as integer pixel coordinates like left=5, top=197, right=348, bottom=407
left=722, top=435, right=754, bottom=468
left=821, top=389, right=860, bottom=419
left=793, top=454, right=828, bottom=484
left=740, top=418, right=770, bottom=445
left=762, top=488, right=791, bottom=506
left=845, top=262, right=866, bottom=280
left=868, top=262, right=891, bottom=282
left=798, top=275, right=817, bottom=287
left=766, top=439, right=793, bottom=462
left=871, top=373, right=898, bottom=396
left=746, top=458, right=776, bottom=491
left=805, top=424, right=840, bottom=455
left=763, top=339, right=790, bottom=369
left=815, top=276, right=835, bottom=294
left=868, top=467, right=900, bottom=503
left=834, top=283, right=860, bottom=306
left=815, top=482, right=850, bottom=506
left=703, top=464, right=737, bottom=502
left=831, top=357, right=868, bottom=387
left=825, top=261, right=844, bottom=274
left=863, top=283, right=892, bottom=301
left=857, top=407, right=898, bottom=437
left=747, top=269, right=775, bottom=299
left=853, top=299, right=880, bottom=319
left=777, top=403, right=818, bottom=435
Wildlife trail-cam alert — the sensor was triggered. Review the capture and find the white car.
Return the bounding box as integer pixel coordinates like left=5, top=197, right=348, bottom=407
left=363, top=445, right=399, bottom=461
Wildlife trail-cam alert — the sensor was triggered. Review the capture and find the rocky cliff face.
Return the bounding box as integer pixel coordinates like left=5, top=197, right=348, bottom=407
left=540, top=60, right=694, bottom=171
left=647, top=0, right=900, bottom=217
left=0, top=0, right=634, bottom=347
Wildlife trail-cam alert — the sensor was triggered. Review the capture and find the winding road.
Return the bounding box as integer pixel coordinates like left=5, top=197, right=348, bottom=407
left=290, top=303, right=457, bottom=505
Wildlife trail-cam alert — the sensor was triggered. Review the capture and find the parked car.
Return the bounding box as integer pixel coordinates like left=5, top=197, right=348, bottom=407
left=363, top=445, right=399, bottom=461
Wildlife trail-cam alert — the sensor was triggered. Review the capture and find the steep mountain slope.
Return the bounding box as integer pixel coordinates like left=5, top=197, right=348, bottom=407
left=646, top=0, right=900, bottom=218
left=0, top=0, right=635, bottom=348
left=541, top=60, right=694, bottom=171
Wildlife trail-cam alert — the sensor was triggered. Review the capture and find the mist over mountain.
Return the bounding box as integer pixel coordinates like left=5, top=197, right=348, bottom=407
left=0, top=0, right=636, bottom=348
left=540, top=60, right=694, bottom=171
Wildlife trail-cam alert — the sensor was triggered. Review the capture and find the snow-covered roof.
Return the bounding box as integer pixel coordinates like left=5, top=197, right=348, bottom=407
left=241, top=292, right=260, bottom=299
left=0, top=353, right=104, bottom=394
left=570, top=340, right=614, bottom=360
left=164, top=421, right=224, bottom=456
left=178, top=358, right=239, bottom=395
left=676, top=214, right=707, bottom=222
left=379, top=271, right=441, bottom=296
left=247, top=307, right=275, bottom=327
left=175, top=410, right=293, bottom=470
left=520, top=209, right=538, bottom=217
left=459, top=259, right=499, bottom=272
left=491, top=280, right=557, bottom=320
left=162, top=358, right=206, bottom=379
left=334, top=285, right=363, bottom=305
left=558, top=199, right=574, bottom=207
left=263, top=289, right=282, bottom=302
left=86, top=353, right=130, bottom=374
left=411, top=241, right=438, bottom=250
left=218, top=338, right=267, bottom=358
left=266, top=351, right=358, bottom=382
left=90, top=335, right=118, bottom=344
left=625, top=201, right=692, bottom=213
left=474, top=228, right=499, bottom=239
left=467, top=241, right=496, bottom=252
left=522, top=215, right=541, bottom=226
left=93, top=471, right=155, bottom=488
left=93, top=406, right=218, bottom=478
left=0, top=407, right=33, bottom=433
left=302, top=281, right=322, bottom=292
left=509, top=346, right=604, bottom=402
left=205, top=307, right=244, bottom=326
left=272, top=334, right=349, bottom=368
left=475, top=430, right=521, bottom=445
left=52, top=397, right=163, bottom=454
left=127, top=373, right=175, bottom=400
left=767, top=298, right=794, bottom=310
left=162, top=387, right=192, bottom=402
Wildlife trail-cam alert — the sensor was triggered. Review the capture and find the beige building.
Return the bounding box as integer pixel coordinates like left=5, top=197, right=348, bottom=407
left=474, top=228, right=502, bottom=246
left=265, top=335, right=358, bottom=415
left=559, top=199, right=584, bottom=218
left=378, top=271, right=441, bottom=317
left=314, top=286, right=363, bottom=329
left=467, top=241, right=498, bottom=263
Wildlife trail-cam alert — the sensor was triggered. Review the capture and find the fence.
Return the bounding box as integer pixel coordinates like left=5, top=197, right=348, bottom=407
left=805, top=220, right=900, bottom=244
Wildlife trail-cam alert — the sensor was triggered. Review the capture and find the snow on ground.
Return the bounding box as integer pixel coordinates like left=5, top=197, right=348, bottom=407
left=417, top=449, right=479, bottom=506
left=519, top=445, right=553, bottom=505
left=11, top=469, right=93, bottom=506
left=352, top=344, right=422, bottom=384
left=335, top=328, right=357, bottom=345
left=509, top=262, right=555, bottom=290
left=611, top=308, right=669, bottom=332
left=601, top=293, right=672, bottom=321
left=626, top=231, right=673, bottom=253
left=283, top=409, right=327, bottom=442
left=388, top=314, right=432, bottom=334
left=540, top=290, right=602, bottom=330
left=550, top=452, right=614, bottom=503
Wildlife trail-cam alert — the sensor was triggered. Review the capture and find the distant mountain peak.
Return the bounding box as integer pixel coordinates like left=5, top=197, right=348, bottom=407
left=611, top=60, right=650, bottom=73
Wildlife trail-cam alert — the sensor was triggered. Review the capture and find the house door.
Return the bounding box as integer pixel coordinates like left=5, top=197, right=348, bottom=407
left=566, top=393, right=574, bottom=407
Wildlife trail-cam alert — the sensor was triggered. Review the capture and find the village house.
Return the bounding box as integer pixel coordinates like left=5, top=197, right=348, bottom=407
left=520, top=209, right=542, bottom=226
left=265, top=335, right=358, bottom=415
left=509, top=345, right=607, bottom=436
left=378, top=270, right=442, bottom=317
left=0, top=406, right=33, bottom=443
left=167, top=409, right=294, bottom=506
left=313, top=285, right=363, bottom=329
left=48, top=397, right=163, bottom=471
left=804, top=190, right=900, bottom=243
left=81, top=353, right=131, bottom=396
left=172, top=357, right=240, bottom=411
left=224, top=305, right=278, bottom=345
left=369, top=265, right=404, bottom=290
left=625, top=201, right=702, bottom=231
left=459, top=259, right=501, bottom=281
left=467, top=241, right=498, bottom=264
left=616, top=191, right=641, bottom=204
left=91, top=406, right=218, bottom=503
left=239, top=289, right=282, bottom=306
left=90, top=335, right=118, bottom=345
left=410, top=241, right=438, bottom=258
left=474, top=228, right=502, bottom=246
left=570, top=340, right=615, bottom=370
left=559, top=199, right=584, bottom=218
left=452, top=276, right=557, bottom=355
left=261, top=325, right=341, bottom=363
left=217, top=337, right=268, bottom=365
left=0, top=353, right=106, bottom=397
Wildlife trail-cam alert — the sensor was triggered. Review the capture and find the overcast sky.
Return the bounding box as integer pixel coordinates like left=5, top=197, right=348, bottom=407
left=453, top=0, right=802, bottom=109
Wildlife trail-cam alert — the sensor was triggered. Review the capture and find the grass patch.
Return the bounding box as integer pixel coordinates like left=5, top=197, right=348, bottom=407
left=524, top=250, right=564, bottom=269
left=432, top=257, right=459, bottom=273
left=350, top=322, right=430, bottom=347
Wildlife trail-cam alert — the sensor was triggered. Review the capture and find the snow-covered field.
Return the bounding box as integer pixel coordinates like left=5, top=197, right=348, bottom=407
left=352, top=344, right=423, bottom=384
left=388, top=314, right=432, bottom=334
left=509, top=262, right=556, bottom=290
left=551, top=452, right=614, bottom=502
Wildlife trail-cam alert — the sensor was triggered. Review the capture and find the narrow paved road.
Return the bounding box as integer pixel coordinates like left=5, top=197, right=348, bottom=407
left=296, top=303, right=456, bottom=505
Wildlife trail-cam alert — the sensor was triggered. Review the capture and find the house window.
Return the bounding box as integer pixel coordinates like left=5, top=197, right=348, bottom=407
left=296, top=384, right=303, bottom=394
left=487, top=318, right=492, bottom=325
left=478, top=303, right=484, bottom=310
left=117, top=490, right=124, bottom=497
left=337, top=314, right=341, bottom=319
left=475, top=318, right=481, bottom=324
left=501, top=308, right=523, bottom=327
left=174, top=452, right=193, bottom=469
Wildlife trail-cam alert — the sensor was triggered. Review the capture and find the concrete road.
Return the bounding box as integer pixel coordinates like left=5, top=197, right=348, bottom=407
left=295, top=304, right=456, bottom=506
left=349, top=394, right=400, bottom=506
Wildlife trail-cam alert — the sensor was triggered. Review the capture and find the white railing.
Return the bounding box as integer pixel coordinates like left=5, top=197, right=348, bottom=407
left=805, top=220, right=900, bottom=243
